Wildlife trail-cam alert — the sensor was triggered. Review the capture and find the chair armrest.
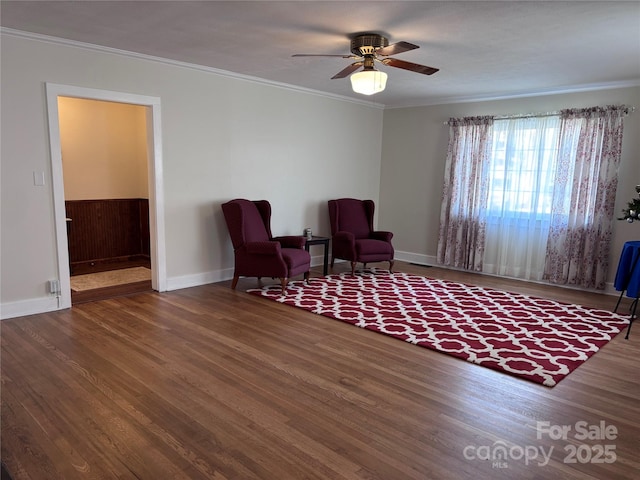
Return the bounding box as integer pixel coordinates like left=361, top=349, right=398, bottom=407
left=245, top=241, right=281, bottom=255
left=332, top=231, right=357, bottom=260
left=371, top=230, right=394, bottom=242
left=273, top=235, right=306, bottom=249
left=334, top=231, right=355, bottom=245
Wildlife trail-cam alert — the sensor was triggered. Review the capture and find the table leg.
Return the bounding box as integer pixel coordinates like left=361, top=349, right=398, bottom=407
left=625, top=298, right=638, bottom=340
left=322, top=242, right=329, bottom=276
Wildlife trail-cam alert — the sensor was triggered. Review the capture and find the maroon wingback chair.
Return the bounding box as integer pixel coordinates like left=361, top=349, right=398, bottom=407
left=222, top=199, right=311, bottom=293
left=328, top=198, right=394, bottom=276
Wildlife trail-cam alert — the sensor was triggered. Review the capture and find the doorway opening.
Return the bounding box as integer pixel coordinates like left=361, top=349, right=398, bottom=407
left=58, top=97, right=151, bottom=303
left=46, top=84, right=166, bottom=309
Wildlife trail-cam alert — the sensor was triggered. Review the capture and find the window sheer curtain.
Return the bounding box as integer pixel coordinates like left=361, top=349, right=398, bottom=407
left=483, top=115, right=560, bottom=281
left=437, top=116, right=493, bottom=271
left=543, top=106, right=628, bottom=289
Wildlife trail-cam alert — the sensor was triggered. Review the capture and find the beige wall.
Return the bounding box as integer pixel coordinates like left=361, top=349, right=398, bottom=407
left=0, top=32, right=383, bottom=316
left=379, top=86, right=640, bottom=287
left=59, top=97, right=149, bottom=200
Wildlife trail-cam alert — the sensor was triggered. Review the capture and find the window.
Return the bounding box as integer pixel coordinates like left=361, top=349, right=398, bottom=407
left=486, top=116, right=560, bottom=218
left=438, top=105, right=628, bottom=288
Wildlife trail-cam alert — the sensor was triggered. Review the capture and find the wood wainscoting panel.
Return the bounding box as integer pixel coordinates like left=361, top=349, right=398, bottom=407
left=65, top=198, right=150, bottom=270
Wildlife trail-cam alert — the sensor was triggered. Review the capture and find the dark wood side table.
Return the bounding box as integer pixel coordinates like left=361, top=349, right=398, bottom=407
left=304, top=235, right=330, bottom=276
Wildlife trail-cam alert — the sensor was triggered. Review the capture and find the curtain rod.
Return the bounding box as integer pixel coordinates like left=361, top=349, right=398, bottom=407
left=495, top=111, right=559, bottom=120
left=443, top=105, right=635, bottom=125
left=442, top=112, right=555, bottom=125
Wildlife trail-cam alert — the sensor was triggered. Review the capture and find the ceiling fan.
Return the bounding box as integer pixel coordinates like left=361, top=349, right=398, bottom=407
left=292, top=33, right=439, bottom=95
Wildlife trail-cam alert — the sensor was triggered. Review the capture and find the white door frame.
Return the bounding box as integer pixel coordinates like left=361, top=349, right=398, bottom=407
left=45, top=83, right=166, bottom=309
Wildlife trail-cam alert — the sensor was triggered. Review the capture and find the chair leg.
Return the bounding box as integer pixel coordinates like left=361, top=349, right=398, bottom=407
left=304, top=271, right=310, bottom=284
left=280, top=278, right=289, bottom=294
left=231, top=275, right=239, bottom=290
left=389, top=260, right=395, bottom=272
left=350, top=262, right=356, bottom=276
left=331, top=256, right=335, bottom=267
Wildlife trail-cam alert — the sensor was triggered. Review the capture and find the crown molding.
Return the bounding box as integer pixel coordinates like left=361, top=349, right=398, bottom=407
left=3, top=27, right=635, bottom=111
left=384, top=79, right=640, bottom=109
left=1, top=27, right=384, bottom=110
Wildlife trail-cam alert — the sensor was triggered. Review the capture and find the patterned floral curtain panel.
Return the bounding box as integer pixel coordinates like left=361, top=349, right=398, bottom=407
left=439, top=105, right=631, bottom=289
left=543, top=105, right=630, bottom=289
left=437, top=116, right=493, bottom=271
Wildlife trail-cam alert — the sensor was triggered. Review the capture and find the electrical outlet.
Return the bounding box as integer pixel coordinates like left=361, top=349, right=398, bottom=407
left=48, top=279, right=60, bottom=295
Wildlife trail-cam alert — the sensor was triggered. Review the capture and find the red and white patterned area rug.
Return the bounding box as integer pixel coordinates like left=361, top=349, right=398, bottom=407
left=248, top=270, right=629, bottom=387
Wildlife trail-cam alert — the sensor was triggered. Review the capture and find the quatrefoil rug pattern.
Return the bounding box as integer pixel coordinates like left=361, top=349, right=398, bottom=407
left=248, top=270, right=629, bottom=387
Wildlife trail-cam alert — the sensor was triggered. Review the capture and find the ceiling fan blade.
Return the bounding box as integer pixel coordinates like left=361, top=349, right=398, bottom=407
left=292, top=54, right=355, bottom=58
left=376, top=41, right=419, bottom=56
left=381, top=58, right=439, bottom=75
left=331, top=62, right=364, bottom=79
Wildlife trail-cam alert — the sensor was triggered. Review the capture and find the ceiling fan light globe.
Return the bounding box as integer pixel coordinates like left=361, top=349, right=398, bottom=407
left=350, top=70, right=387, bottom=95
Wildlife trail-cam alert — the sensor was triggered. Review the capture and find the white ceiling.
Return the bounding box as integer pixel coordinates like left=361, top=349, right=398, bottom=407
left=2, top=1, right=639, bottom=108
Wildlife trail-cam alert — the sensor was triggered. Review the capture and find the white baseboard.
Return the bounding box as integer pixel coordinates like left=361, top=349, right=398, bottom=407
left=1, top=295, right=63, bottom=320
left=395, top=251, right=622, bottom=298
left=1, top=251, right=627, bottom=319
left=166, top=253, right=329, bottom=291
left=1, top=253, right=331, bottom=318
left=165, top=268, right=231, bottom=291
left=395, top=251, right=437, bottom=267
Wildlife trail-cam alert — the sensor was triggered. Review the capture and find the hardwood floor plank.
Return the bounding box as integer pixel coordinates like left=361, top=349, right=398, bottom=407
left=5, top=322, right=192, bottom=479
left=2, top=262, right=639, bottom=479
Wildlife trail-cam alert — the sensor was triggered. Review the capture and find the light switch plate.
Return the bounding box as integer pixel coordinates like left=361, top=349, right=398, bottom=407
left=33, top=171, right=45, bottom=186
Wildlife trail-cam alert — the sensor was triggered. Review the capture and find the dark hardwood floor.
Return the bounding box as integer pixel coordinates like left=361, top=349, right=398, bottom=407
left=71, top=280, right=153, bottom=305
left=1, top=262, right=638, bottom=479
